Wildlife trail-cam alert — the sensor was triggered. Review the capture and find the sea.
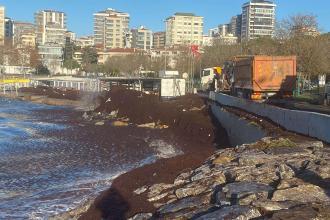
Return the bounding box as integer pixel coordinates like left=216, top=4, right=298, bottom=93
left=0, top=97, right=182, bottom=219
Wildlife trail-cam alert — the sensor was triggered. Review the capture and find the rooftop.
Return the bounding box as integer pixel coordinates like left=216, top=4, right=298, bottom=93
left=174, top=12, right=196, bottom=16
left=243, top=0, right=276, bottom=6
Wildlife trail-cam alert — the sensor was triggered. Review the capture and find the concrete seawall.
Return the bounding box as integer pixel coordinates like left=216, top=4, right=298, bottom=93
left=211, top=103, right=266, bottom=146
left=210, top=92, right=330, bottom=143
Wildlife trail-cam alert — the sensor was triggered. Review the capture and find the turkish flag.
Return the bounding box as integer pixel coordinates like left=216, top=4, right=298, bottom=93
left=190, top=45, right=201, bottom=58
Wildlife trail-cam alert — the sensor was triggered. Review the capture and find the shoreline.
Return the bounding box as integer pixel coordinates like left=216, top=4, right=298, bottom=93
left=0, top=90, right=97, bottom=111
left=4, top=86, right=328, bottom=219
left=2, top=86, right=226, bottom=219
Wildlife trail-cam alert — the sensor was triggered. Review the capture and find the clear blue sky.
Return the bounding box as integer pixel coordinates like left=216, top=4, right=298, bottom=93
left=1, top=0, right=329, bottom=37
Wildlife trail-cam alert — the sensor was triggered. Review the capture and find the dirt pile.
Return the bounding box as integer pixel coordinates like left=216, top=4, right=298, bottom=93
left=77, top=87, right=230, bottom=220
left=94, top=86, right=228, bottom=146
left=20, top=86, right=82, bottom=101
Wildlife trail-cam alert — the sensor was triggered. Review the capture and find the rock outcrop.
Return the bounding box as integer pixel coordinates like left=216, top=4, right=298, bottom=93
left=130, top=137, right=330, bottom=219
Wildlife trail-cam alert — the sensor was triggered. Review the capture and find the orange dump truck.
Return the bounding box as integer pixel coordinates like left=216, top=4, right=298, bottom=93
left=232, top=56, right=297, bottom=100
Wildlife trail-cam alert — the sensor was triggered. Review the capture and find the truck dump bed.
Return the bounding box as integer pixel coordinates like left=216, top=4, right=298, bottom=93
left=234, top=56, right=297, bottom=98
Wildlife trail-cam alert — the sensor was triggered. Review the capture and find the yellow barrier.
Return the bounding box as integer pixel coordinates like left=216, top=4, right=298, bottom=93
left=0, top=79, right=30, bottom=84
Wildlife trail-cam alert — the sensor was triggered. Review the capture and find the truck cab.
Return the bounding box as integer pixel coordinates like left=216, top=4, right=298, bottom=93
left=201, top=67, right=222, bottom=91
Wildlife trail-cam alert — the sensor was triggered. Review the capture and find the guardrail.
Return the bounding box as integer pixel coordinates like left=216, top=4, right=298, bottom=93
left=210, top=91, right=330, bottom=143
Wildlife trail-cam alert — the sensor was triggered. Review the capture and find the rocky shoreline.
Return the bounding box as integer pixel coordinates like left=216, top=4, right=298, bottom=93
left=77, top=87, right=330, bottom=220
left=124, top=137, right=330, bottom=219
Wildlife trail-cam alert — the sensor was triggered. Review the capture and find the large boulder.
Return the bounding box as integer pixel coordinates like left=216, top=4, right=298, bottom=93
left=158, top=193, right=211, bottom=215
left=272, top=184, right=330, bottom=203
left=223, top=181, right=274, bottom=205
left=195, top=205, right=261, bottom=220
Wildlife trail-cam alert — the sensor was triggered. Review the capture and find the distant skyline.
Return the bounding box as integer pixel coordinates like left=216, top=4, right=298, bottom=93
left=1, top=0, right=329, bottom=37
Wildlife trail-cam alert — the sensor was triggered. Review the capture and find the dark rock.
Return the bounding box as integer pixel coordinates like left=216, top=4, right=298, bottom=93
left=159, top=193, right=211, bottom=214
left=161, top=204, right=214, bottom=220
left=128, top=213, right=153, bottom=220
left=215, top=191, right=231, bottom=206
left=238, top=152, right=276, bottom=166
left=223, top=182, right=274, bottom=203
left=194, top=205, right=261, bottom=220
left=264, top=146, right=309, bottom=156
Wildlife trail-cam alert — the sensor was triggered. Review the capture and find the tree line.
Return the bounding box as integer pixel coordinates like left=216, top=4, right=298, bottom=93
left=0, top=14, right=329, bottom=79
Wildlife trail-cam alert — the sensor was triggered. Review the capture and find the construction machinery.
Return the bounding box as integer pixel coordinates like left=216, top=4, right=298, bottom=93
left=202, top=56, right=297, bottom=100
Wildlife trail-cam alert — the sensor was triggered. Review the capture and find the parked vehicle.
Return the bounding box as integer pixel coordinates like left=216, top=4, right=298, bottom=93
left=201, top=67, right=222, bottom=91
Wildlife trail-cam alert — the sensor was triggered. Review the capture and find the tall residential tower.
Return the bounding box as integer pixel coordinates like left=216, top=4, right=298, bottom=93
left=94, top=8, right=130, bottom=49
left=165, top=13, right=204, bottom=47
left=34, top=10, right=67, bottom=46
left=0, top=6, right=5, bottom=45
left=241, top=0, right=276, bottom=41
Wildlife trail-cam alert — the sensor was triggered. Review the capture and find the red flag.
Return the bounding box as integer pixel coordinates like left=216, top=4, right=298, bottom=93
left=190, top=45, right=201, bottom=58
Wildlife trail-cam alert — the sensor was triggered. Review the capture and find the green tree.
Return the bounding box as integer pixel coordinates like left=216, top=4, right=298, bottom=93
left=81, top=47, right=98, bottom=72
left=35, top=64, right=50, bottom=75
left=63, top=59, right=80, bottom=69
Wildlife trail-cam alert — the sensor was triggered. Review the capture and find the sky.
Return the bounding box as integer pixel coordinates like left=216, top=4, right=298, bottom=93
left=0, top=0, right=329, bottom=37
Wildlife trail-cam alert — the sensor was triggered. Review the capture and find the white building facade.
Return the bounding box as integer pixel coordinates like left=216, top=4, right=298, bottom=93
left=131, top=26, right=153, bottom=50
left=241, top=0, right=276, bottom=41
left=35, top=10, right=67, bottom=46
left=0, top=6, right=5, bottom=45
left=165, top=13, right=204, bottom=46
left=94, top=8, right=130, bottom=49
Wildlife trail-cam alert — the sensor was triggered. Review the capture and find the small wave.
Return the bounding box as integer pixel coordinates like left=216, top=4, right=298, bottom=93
left=149, top=140, right=184, bottom=159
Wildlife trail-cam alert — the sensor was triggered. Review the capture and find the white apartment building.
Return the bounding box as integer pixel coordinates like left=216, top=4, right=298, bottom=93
left=241, top=0, right=276, bottom=41
left=131, top=26, right=153, bottom=50
left=35, top=10, right=67, bottom=46
left=12, top=22, right=36, bottom=47
left=75, top=36, right=94, bottom=48
left=38, top=44, right=64, bottom=74
left=165, top=13, right=204, bottom=46
left=94, top=8, right=130, bottom=49
left=0, top=6, right=5, bottom=45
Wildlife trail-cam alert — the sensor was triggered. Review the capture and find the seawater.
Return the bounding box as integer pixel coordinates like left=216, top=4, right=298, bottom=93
left=0, top=98, right=182, bottom=219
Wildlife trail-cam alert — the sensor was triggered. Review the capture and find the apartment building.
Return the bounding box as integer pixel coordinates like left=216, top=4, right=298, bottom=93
left=208, top=27, right=219, bottom=37
left=230, top=14, right=242, bottom=39
left=93, top=8, right=130, bottom=49
left=218, top=24, right=230, bottom=37
left=75, top=36, right=94, bottom=48
left=38, top=44, right=64, bottom=73
left=131, top=26, right=153, bottom=50
left=0, top=6, right=5, bottom=45
left=165, top=13, right=204, bottom=46
left=12, top=22, right=36, bottom=47
left=35, top=10, right=67, bottom=46
left=241, top=0, right=276, bottom=41
left=153, top=32, right=165, bottom=49
left=65, top=31, right=76, bottom=42
left=5, top=17, right=13, bottom=39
